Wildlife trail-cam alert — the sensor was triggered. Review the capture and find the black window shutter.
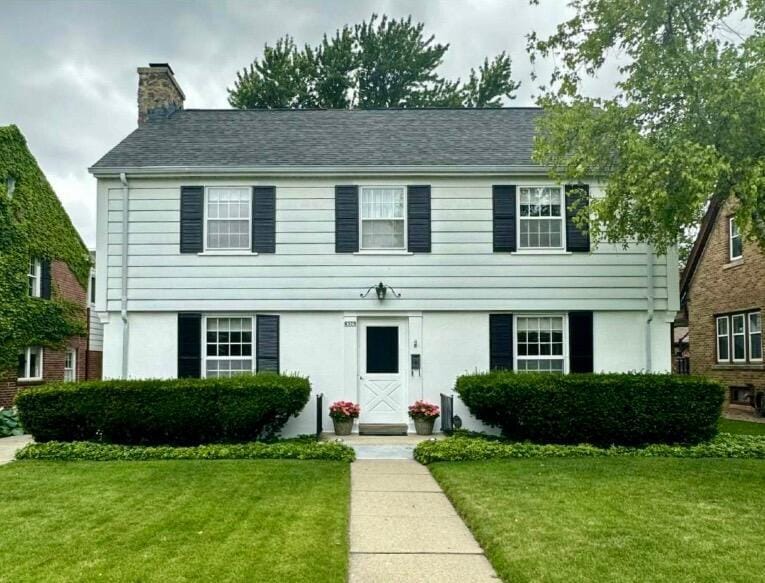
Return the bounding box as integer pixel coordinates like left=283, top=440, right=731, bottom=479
left=489, top=314, right=514, bottom=370
left=40, top=259, right=52, bottom=299
left=256, top=315, right=279, bottom=373
left=180, top=186, right=204, bottom=253
left=335, top=185, right=359, bottom=253
left=407, top=185, right=431, bottom=252
left=565, top=184, right=590, bottom=252
left=493, top=185, right=516, bottom=252
left=568, top=311, right=594, bottom=373
left=177, top=312, right=202, bottom=378
left=253, top=186, right=276, bottom=253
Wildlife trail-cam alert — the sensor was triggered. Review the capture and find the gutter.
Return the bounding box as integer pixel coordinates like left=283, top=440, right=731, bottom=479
left=645, top=244, right=655, bottom=372
left=119, top=172, right=129, bottom=379
left=88, top=164, right=552, bottom=178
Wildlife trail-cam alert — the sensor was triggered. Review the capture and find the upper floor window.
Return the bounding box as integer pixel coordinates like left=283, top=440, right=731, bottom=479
left=205, top=187, right=251, bottom=250
left=729, top=217, right=742, bottom=261
left=18, top=346, right=43, bottom=381
left=90, top=275, right=96, bottom=304
left=28, top=259, right=41, bottom=297
left=716, top=311, right=762, bottom=363
left=360, top=187, right=406, bottom=250
left=518, top=187, right=564, bottom=250
left=204, top=316, right=253, bottom=378
left=516, top=315, right=566, bottom=372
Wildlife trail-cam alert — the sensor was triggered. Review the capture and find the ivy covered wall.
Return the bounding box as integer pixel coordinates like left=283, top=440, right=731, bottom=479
left=0, top=125, right=90, bottom=372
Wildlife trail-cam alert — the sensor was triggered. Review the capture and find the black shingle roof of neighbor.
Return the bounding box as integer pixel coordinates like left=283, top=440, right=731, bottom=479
left=90, top=108, right=544, bottom=170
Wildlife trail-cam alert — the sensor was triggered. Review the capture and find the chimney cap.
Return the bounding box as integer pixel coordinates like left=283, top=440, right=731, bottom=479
left=148, top=62, right=174, bottom=75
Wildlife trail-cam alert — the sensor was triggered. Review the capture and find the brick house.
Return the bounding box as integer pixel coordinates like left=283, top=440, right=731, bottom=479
left=680, top=198, right=764, bottom=413
left=0, top=125, right=102, bottom=407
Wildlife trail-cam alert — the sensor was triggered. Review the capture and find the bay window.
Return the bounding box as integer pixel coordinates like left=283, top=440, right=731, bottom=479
left=360, top=187, right=406, bottom=250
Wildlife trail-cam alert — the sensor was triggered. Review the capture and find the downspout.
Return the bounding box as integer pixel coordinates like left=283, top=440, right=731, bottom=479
left=119, top=172, right=129, bottom=379
left=645, top=244, right=655, bottom=372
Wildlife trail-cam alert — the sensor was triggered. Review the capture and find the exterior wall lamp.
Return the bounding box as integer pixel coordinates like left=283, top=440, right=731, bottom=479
left=360, top=282, right=402, bottom=301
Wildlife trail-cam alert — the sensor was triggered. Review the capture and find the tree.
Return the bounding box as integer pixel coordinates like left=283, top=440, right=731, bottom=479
left=228, top=14, right=520, bottom=110
left=527, top=0, right=765, bottom=252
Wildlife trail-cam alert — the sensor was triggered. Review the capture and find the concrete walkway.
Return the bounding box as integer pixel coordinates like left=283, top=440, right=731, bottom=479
left=0, top=435, right=33, bottom=465
left=349, top=460, right=498, bottom=582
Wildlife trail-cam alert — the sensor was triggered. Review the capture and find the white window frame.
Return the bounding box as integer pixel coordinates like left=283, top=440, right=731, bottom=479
left=64, top=348, right=77, bottom=382
left=729, top=217, right=742, bottom=261
left=513, top=313, right=569, bottom=373
left=18, top=346, right=43, bottom=381
left=28, top=258, right=41, bottom=297
left=203, top=186, right=252, bottom=252
left=359, top=186, right=407, bottom=251
left=201, top=315, right=255, bottom=378
left=748, top=311, right=762, bottom=362
left=517, top=186, right=566, bottom=251
left=731, top=313, right=747, bottom=362
left=716, top=316, right=730, bottom=363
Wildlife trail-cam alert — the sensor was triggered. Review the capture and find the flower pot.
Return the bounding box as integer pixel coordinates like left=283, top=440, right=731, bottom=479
left=413, top=417, right=436, bottom=436
left=333, top=418, right=354, bottom=436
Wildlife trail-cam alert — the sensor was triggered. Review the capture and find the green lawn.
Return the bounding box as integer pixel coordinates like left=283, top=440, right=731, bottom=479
left=719, top=417, right=765, bottom=435
left=0, top=460, right=349, bottom=582
left=430, top=458, right=765, bottom=583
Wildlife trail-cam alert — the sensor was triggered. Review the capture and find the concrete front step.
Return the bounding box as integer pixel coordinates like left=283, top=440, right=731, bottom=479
left=358, top=423, right=409, bottom=436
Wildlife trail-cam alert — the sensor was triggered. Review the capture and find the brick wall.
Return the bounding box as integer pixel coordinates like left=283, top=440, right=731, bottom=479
left=0, top=259, right=101, bottom=407
left=687, top=200, right=765, bottom=404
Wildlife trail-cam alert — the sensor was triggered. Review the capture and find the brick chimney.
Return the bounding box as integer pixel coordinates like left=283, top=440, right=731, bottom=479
left=137, top=63, right=185, bottom=126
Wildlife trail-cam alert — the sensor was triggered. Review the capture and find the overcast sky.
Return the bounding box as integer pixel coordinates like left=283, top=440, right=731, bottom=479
left=0, top=0, right=618, bottom=247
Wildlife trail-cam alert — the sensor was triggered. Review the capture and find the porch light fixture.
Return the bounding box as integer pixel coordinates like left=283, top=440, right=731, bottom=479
left=360, top=282, right=402, bottom=301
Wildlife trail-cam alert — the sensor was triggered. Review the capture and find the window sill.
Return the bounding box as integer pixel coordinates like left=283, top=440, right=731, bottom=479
left=723, top=259, right=744, bottom=270
left=198, top=251, right=258, bottom=256
left=512, top=250, right=572, bottom=255
left=353, top=250, right=413, bottom=256
left=713, top=363, right=765, bottom=371
left=17, top=378, right=43, bottom=384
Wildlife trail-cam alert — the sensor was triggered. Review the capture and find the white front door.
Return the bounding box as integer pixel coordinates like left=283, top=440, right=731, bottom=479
left=358, top=319, right=408, bottom=424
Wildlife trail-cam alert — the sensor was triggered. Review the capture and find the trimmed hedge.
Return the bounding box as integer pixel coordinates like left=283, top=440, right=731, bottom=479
left=456, top=372, right=724, bottom=446
left=15, top=438, right=355, bottom=462
left=413, top=433, right=765, bottom=464
left=15, top=374, right=310, bottom=445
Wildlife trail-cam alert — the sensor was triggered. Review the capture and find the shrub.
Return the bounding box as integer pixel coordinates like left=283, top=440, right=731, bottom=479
left=15, top=437, right=355, bottom=462
left=413, top=433, right=765, bottom=464
left=455, top=372, right=724, bottom=446
left=0, top=407, right=23, bottom=437
left=15, top=373, right=310, bottom=445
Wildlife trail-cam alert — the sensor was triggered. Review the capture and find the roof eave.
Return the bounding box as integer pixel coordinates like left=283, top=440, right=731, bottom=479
left=88, top=164, right=550, bottom=178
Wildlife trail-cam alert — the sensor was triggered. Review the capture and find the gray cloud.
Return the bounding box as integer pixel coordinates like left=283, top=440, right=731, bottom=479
left=1, top=0, right=615, bottom=248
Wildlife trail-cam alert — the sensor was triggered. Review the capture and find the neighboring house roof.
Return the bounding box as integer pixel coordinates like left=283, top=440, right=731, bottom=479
left=679, top=197, right=723, bottom=304
left=90, top=108, right=544, bottom=172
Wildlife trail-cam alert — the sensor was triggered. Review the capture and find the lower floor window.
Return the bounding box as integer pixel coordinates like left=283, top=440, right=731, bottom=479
left=18, top=346, right=43, bottom=380
left=64, top=348, right=76, bottom=382
left=205, top=317, right=253, bottom=378
left=516, top=315, right=565, bottom=372
left=716, top=311, right=762, bottom=363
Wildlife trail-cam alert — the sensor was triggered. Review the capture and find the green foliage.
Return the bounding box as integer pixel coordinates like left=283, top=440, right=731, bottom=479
left=414, top=433, right=765, bottom=464
left=0, top=125, right=89, bottom=372
left=229, top=14, right=519, bottom=109
left=15, top=373, right=311, bottom=444
left=455, top=371, right=724, bottom=445
left=0, top=407, right=23, bottom=437
left=16, top=437, right=355, bottom=462
left=528, top=0, right=765, bottom=251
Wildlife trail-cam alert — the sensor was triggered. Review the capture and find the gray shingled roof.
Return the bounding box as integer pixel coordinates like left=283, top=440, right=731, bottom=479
left=90, top=108, right=543, bottom=171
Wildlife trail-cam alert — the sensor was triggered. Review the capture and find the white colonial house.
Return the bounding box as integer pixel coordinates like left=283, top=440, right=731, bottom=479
left=89, top=64, right=679, bottom=435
